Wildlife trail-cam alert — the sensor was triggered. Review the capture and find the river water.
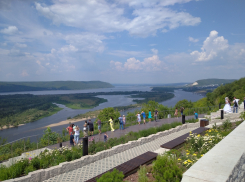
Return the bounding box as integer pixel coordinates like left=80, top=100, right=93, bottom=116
left=0, top=86, right=203, bottom=143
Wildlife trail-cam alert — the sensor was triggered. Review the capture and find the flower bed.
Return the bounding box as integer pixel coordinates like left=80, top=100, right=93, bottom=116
left=108, top=120, right=242, bottom=182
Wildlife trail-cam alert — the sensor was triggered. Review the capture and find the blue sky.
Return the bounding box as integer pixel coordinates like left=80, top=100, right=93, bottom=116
left=0, top=0, right=244, bottom=84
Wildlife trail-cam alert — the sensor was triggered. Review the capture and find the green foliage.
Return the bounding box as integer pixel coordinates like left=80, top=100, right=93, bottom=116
left=222, top=120, right=232, bottom=130
left=138, top=165, right=149, bottom=182
left=240, top=112, right=245, bottom=120
left=175, top=99, right=193, bottom=109
left=96, top=168, right=124, bottom=182
left=97, top=107, right=120, bottom=123
left=153, top=155, right=183, bottom=182
left=24, top=165, right=35, bottom=175
left=195, top=79, right=236, bottom=86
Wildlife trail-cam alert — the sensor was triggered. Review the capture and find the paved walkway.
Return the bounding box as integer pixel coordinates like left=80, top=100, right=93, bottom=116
left=47, top=114, right=204, bottom=150
left=45, top=127, right=196, bottom=182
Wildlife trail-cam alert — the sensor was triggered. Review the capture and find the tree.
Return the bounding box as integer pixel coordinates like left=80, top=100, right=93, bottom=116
left=175, top=99, right=193, bottom=109
left=97, top=107, right=120, bottom=124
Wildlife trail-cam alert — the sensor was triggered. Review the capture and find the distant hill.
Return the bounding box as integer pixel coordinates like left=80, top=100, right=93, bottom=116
left=0, top=81, right=114, bottom=92
left=190, top=79, right=236, bottom=87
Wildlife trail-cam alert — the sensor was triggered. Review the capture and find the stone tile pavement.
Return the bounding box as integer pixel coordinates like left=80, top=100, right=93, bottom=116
left=44, top=127, right=196, bottom=182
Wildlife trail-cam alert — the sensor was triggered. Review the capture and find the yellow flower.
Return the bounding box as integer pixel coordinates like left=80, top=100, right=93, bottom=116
left=197, top=134, right=200, bottom=137
left=186, top=150, right=189, bottom=152
left=183, top=161, right=188, bottom=164
left=193, top=154, right=197, bottom=156
left=178, top=158, right=181, bottom=161
left=190, top=131, right=192, bottom=134
left=201, top=154, right=204, bottom=157
left=186, top=153, right=189, bottom=155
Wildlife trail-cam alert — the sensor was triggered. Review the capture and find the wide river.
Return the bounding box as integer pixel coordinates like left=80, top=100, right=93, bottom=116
left=0, top=86, right=203, bottom=142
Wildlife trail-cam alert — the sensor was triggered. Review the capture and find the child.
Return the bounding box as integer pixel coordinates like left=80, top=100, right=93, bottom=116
left=104, top=132, right=109, bottom=142
left=70, top=131, right=75, bottom=146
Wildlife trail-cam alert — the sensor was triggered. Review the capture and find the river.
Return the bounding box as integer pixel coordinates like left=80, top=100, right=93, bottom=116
left=0, top=86, right=203, bottom=143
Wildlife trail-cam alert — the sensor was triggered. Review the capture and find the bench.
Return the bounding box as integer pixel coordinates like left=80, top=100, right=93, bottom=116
left=85, top=151, right=158, bottom=182
left=160, top=127, right=209, bottom=149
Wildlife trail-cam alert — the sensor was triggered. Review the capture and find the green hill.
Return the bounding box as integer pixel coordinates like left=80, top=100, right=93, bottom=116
left=195, top=79, right=236, bottom=86
left=0, top=81, right=114, bottom=92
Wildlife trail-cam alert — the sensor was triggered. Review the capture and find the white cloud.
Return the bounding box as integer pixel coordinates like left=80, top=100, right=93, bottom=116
left=60, top=44, right=78, bottom=52
left=15, top=43, right=27, bottom=48
left=108, top=50, right=144, bottom=57
left=35, top=0, right=201, bottom=37
left=190, top=30, right=229, bottom=61
left=110, top=54, right=162, bottom=72
left=189, top=36, right=199, bottom=42
left=151, top=48, right=158, bottom=55
left=21, top=70, right=29, bottom=77
left=0, top=26, right=18, bottom=34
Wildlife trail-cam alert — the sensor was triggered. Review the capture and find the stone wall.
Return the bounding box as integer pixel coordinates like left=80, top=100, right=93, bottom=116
left=227, top=152, right=245, bottom=182
left=4, top=123, right=199, bottom=182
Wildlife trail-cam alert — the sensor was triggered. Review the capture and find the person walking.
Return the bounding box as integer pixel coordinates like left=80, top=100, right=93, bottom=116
left=154, top=109, right=158, bottom=122
left=174, top=108, right=178, bottom=118
left=109, top=117, right=115, bottom=132
left=180, top=107, right=184, bottom=115
left=194, top=111, right=198, bottom=119
left=83, top=121, right=88, bottom=137
left=122, top=115, right=126, bottom=129
left=233, top=97, right=240, bottom=113
left=118, top=115, right=124, bottom=130
left=104, top=132, right=109, bottom=142
left=96, top=119, right=102, bottom=134
left=70, top=131, right=75, bottom=146
left=136, top=112, right=141, bottom=125
left=88, top=120, right=94, bottom=136
left=148, top=110, right=152, bottom=122
left=141, top=111, right=146, bottom=124
left=74, top=126, right=80, bottom=145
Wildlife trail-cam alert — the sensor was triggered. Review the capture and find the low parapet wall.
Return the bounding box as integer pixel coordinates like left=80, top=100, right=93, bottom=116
left=5, top=122, right=200, bottom=182
left=182, top=120, right=245, bottom=182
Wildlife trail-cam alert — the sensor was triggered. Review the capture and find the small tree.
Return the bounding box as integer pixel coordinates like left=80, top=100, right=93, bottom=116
left=97, top=107, right=120, bottom=124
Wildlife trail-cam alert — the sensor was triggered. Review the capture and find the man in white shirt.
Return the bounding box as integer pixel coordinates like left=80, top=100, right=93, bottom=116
left=233, top=97, right=240, bottom=113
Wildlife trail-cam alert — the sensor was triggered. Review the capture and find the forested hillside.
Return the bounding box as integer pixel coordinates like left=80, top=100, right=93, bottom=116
left=195, top=78, right=236, bottom=86
left=0, top=81, right=114, bottom=92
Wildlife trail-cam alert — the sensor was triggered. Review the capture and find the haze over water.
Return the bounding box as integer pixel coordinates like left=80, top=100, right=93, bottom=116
left=0, top=86, right=203, bottom=142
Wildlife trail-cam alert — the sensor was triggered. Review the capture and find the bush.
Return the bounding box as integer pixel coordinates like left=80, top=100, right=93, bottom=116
left=31, top=157, right=40, bottom=169
left=24, top=165, right=35, bottom=175
left=138, top=165, right=148, bottom=182
left=153, top=155, right=183, bottom=182
left=96, top=168, right=124, bottom=182
left=222, top=120, right=232, bottom=130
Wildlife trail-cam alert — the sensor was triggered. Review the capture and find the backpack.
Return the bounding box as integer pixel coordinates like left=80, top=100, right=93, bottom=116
left=234, top=100, right=238, bottom=107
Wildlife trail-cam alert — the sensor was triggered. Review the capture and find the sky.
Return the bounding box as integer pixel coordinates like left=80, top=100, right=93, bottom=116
left=0, top=0, right=244, bottom=84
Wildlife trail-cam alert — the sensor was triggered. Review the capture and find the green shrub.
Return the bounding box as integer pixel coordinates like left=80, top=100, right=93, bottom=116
left=31, top=157, right=40, bottom=169
left=96, top=168, right=124, bottom=182
left=222, top=120, right=232, bottom=130
left=24, top=165, right=35, bottom=175
left=138, top=165, right=148, bottom=182
left=153, top=155, right=183, bottom=182
left=240, top=112, right=245, bottom=120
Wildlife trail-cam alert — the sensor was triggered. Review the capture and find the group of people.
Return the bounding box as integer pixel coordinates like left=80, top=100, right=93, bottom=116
left=135, top=109, right=159, bottom=125
left=174, top=107, right=185, bottom=118
left=66, top=124, right=80, bottom=146
left=223, top=97, right=241, bottom=113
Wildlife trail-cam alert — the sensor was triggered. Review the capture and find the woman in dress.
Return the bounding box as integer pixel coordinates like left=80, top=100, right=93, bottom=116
left=148, top=110, right=152, bottom=122
left=136, top=112, right=141, bottom=125
left=174, top=108, right=178, bottom=118
left=122, top=115, right=126, bottom=129
left=223, top=97, right=232, bottom=113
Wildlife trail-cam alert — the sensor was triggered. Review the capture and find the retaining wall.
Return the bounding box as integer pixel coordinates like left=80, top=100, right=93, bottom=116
left=5, top=122, right=199, bottom=182
left=182, top=120, right=245, bottom=182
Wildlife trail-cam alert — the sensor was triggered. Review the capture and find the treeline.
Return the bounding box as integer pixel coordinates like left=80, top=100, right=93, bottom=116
left=0, top=81, right=114, bottom=92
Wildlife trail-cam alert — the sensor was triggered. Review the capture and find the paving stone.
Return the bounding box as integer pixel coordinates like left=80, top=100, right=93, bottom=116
left=45, top=127, right=195, bottom=182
